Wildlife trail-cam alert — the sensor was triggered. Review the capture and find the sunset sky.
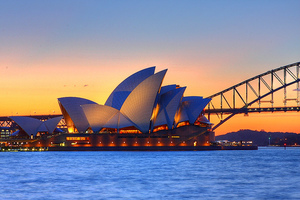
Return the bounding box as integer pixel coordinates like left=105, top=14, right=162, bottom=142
left=1, top=0, right=300, bottom=135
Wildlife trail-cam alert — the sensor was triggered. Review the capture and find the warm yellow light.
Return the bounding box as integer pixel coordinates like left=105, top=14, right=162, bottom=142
left=66, top=137, right=88, bottom=141
left=150, top=104, right=160, bottom=121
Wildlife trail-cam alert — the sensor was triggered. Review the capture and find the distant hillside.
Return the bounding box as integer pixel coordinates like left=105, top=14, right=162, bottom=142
left=216, top=129, right=300, bottom=146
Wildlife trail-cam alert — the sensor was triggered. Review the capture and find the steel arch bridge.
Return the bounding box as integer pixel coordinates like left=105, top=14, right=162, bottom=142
left=205, top=61, right=300, bottom=131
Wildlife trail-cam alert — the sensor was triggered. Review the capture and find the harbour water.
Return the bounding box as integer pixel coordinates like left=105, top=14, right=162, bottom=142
left=0, top=147, right=299, bottom=200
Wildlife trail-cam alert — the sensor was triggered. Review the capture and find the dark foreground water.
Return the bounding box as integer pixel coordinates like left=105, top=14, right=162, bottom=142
left=0, top=147, right=299, bottom=200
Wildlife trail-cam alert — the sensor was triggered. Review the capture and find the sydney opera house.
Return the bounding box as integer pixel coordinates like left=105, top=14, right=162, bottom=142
left=7, top=67, right=215, bottom=150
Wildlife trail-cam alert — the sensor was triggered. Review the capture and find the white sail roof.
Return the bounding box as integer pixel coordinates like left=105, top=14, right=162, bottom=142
left=120, top=69, right=167, bottom=133
left=58, top=97, right=97, bottom=133
left=198, top=115, right=213, bottom=125
left=10, top=116, right=62, bottom=136
left=81, top=104, right=120, bottom=132
left=160, top=84, right=177, bottom=94
left=105, top=67, right=155, bottom=110
left=10, top=116, right=42, bottom=136
left=154, top=87, right=186, bottom=128
left=44, top=116, right=63, bottom=133
left=178, top=96, right=211, bottom=124
left=174, top=101, right=189, bottom=126
left=37, top=123, right=48, bottom=132
left=82, top=104, right=137, bottom=131
left=103, top=111, right=134, bottom=129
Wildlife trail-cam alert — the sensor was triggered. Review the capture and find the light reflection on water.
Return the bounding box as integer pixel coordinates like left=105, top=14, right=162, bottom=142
left=0, top=147, right=299, bottom=200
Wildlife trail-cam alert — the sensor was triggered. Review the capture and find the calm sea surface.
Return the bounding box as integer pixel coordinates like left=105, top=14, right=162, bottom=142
left=0, top=147, right=299, bottom=200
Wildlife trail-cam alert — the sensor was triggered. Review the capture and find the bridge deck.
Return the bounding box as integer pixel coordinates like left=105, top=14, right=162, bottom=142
left=205, top=106, right=300, bottom=114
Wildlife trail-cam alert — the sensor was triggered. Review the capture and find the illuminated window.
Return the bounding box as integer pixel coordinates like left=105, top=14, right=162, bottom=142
left=177, top=121, right=189, bottom=128
left=66, top=137, right=88, bottom=141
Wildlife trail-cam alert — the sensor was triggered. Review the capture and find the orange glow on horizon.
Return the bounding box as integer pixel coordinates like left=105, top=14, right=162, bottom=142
left=1, top=63, right=300, bottom=135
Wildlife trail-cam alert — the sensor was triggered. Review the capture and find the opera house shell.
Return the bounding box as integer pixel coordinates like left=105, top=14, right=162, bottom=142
left=7, top=67, right=216, bottom=150
left=58, top=67, right=212, bottom=135
left=9, top=116, right=63, bottom=137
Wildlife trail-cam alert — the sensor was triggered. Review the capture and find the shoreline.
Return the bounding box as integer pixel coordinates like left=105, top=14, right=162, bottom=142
left=0, top=145, right=258, bottom=152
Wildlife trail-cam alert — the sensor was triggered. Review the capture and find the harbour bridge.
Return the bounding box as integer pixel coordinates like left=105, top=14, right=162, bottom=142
left=1, top=61, right=300, bottom=132
left=205, top=61, right=300, bottom=131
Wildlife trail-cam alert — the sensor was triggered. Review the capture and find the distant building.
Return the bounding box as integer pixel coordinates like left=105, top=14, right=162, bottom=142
left=1, top=127, right=11, bottom=139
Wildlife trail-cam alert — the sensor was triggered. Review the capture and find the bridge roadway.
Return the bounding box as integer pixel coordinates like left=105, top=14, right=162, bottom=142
left=0, top=114, right=62, bottom=121
left=205, top=106, right=300, bottom=114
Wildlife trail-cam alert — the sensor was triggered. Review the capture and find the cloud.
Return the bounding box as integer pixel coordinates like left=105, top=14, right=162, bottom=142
left=84, top=84, right=89, bottom=87
left=293, top=88, right=300, bottom=91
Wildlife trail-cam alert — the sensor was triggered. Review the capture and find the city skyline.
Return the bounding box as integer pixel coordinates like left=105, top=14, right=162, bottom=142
left=1, top=0, right=300, bottom=135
